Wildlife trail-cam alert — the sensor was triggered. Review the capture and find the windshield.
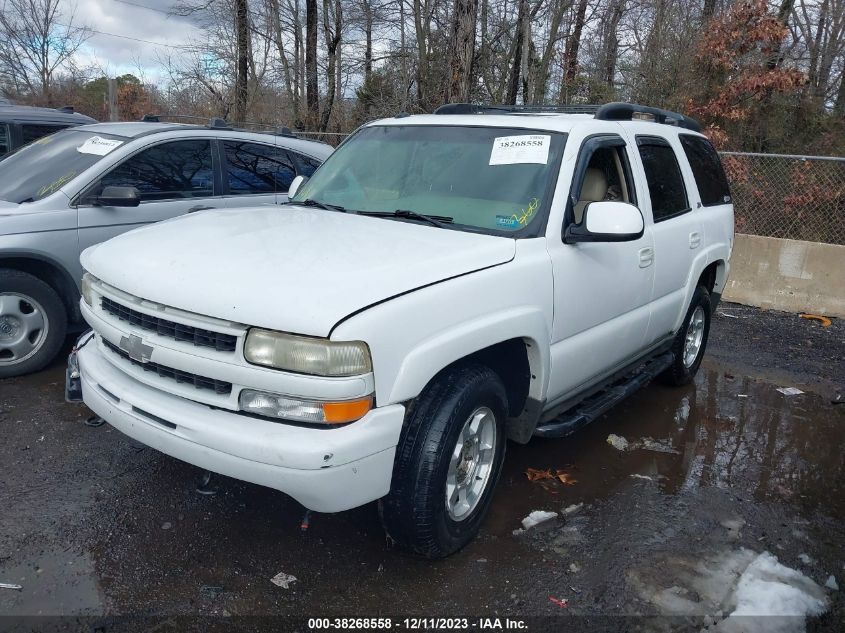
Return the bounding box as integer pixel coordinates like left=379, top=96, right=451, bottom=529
left=291, top=125, right=566, bottom=234
left=0, top=128, right=128, bottom=204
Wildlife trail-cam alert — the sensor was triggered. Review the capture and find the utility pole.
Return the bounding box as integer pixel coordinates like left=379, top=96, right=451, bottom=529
left=108, top=78, right=119, bottom=121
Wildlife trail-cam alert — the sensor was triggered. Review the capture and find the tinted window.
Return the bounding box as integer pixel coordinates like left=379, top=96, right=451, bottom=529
left=97, top=140, right=214, bottom=202
left=679, top=135, right=731, bottom=206
left=21, top=124, right=65, bottom=145
left=224, top=141, right=296, bottom=194
left=637, top=139, right=689, bottom=222
left=0, top=128, right=128, bottom=203
left=0, top=124, right=9, bottom=156
left=294, top=153, right=321, bottom=177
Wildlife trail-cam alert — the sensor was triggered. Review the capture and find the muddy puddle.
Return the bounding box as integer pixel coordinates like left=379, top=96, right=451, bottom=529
left=1, top=362, right=842, bottom=622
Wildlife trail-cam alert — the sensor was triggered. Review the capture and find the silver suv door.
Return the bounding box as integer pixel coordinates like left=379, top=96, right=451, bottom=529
left=77, top=138, right=219, bottom=255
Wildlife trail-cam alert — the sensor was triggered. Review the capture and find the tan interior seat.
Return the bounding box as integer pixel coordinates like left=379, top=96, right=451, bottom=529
left=574, top=168, right=608, bottom=223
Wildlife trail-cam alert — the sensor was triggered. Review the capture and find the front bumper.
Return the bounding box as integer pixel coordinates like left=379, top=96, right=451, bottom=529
left=78, top=338, right=405, bottom=512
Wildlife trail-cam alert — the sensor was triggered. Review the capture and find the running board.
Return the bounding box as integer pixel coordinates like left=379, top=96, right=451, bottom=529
left=533, top=352, right=674, bottom=438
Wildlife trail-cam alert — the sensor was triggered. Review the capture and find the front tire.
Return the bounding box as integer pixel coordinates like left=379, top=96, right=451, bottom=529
left=660, top=286, right=712, bottom=386
left=381, top=364, right=508, bottom=558
left=0, top=269, right=67, bottom=378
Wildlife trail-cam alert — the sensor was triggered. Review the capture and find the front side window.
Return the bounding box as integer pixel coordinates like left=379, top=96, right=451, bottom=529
left=294, top=152, right=321, bottom=177
left=571, top=140, right=636, bottom=224
left=224, top=141, right=296, bottom=194
left=0, top=128, right=129, bottom=203
left=292, top=125, right=567, bottom=234
left=94, top=139, right=214, bottom=202
left=636, top=137, right=689, bottom=222
left=679, top=134, right=731, bottom=206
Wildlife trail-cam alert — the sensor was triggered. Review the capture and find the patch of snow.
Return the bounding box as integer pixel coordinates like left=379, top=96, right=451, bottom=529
left=606, top=434, right=629, bottom=450
left=825, top=575, right=838, bottom=591
left=674, top=396, right=690, bottom=423
left=777, top=387, right=804, bottom=396
left=798, top=553, right=812, bottom=565
left=630, top=474, right=654, bottom=481
left=520, top=510, right=557, bottom=530
left=270, top=572, right=297, bottom=589
left=562, top=503, right=583, bottom=515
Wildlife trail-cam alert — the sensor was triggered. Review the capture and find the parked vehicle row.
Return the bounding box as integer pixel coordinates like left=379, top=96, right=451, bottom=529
left=66, top=103, right=734, bottom=556
left=0, top=119, right=332, bottom=376
left=0, top=103, right=96, bottom=159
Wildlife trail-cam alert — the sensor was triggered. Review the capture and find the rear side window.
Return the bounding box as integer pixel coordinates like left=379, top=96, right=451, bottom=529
left=223, top=141, right=296, bottom=194
left=679, top=135, right=731, bottom=206
left=636, top=137, right=689, bottom=222
left=97, top=139, right=215, bottom=202
left=21, top=124, right=65, bottom=145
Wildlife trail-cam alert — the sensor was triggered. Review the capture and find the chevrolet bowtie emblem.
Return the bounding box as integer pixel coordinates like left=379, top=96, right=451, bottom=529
left=119, top=334, right=154, bottom=363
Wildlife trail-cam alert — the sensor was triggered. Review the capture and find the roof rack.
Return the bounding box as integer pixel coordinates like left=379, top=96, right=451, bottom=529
left=433, top=101, right=701, bottom=132
left=434, top=103, right=601, bottom=115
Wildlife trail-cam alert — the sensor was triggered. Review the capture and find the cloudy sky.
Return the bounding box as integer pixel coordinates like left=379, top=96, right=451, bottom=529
left=68, top=0, right=204, bottom=83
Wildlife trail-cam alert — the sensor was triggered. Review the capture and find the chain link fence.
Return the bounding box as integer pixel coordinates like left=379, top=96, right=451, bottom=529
left=296, top=132, right=845, bottom=245
left=720, top=152, right=845, bottom=246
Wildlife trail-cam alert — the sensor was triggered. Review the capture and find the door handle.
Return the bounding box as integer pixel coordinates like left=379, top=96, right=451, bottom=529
left=638, top=247, right=654, bottom=268
left=689, top=231, right=701, bottom=249
left=188, top=205, right=215, bottom=213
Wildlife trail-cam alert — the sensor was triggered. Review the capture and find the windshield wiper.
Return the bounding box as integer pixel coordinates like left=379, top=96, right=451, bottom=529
left=357, top=209, right=454, bottom=228
left=288, top=198, right=347, bottom=213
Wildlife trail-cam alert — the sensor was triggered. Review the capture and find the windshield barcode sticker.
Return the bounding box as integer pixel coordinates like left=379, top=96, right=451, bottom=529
left=77, top=136, right=124, bottom=156
left=489, top=135, right=550, bottom=165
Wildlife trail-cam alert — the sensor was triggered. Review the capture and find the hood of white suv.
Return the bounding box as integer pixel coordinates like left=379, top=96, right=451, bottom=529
left=82, top=206, right=515, bottom=337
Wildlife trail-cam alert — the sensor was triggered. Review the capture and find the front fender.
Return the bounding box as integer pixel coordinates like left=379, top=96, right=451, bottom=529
left=331, top=239, right=554, bottom=408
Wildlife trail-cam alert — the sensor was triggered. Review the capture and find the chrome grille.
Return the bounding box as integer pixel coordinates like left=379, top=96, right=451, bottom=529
left=102, top=339, right=233, bottom=395
left=100, top=296, right=237, bottom=352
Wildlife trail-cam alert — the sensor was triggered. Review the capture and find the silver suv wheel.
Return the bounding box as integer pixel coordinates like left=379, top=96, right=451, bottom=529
left=0, top=292, right=49, bottom=365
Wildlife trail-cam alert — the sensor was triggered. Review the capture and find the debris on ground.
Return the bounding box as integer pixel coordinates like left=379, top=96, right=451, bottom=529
left=199, top=585, right=224, bottom=600
left=525, top=468, right=577, bottom=485
left=84, top=416, right=106, bottom=427
left=777, top=387, right=804, bottom=396
left=825, top=575, right=838, bottom=591
left=717, top=311, right=740, bottom=319
left=520, top=510, right=558, bottom=530
left=270, top=571, right=297, bottom=589
left=548, top=596, right=568, bottom=608
left=562, top=503, right=583, bottom=516
left=0, top=583, right=22, bottom=590
left=630, top=474, right=654, bottom=481
left=569, top=562, right=581, bottom=573
left=607, top=434, right=679, bottom=454
left=799, top=314, right=832, bottom=327
left=606, top=434, right=629, bottom=451
left=798, top=553, right=813, bottom=565
left=161, top=522, right=172, bottom=530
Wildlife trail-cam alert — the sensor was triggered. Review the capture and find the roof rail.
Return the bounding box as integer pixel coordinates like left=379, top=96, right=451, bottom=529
left=595, top=102, right=701, bottom=132
left=434, top=103, right=601, bottom=115
left=207, top=117, right=231, bottom=130
left=433, top=101, right=702, bottom=132
left=58, top=105, right=75, bottom=114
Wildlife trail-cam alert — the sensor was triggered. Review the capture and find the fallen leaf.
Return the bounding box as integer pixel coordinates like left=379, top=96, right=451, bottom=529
left=799, top=313, right=831, bottom=327
left=549, top=596, right=569, bottom=608
left=526, top=467, right=555, bottom=481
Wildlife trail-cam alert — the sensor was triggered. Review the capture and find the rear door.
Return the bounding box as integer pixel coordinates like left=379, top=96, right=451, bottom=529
left=629, top=134, right=703, bottom=343
left=77, top=138, right=219, bottom=254
left=220, top=140, right=298, bottom=206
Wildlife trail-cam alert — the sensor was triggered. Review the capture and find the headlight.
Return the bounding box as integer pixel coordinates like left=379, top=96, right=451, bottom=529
left=244, top=329, right=372, bottom=376
left=81, top=272, right=97, bottom=306
left=239, top=389, right=372, bottom=424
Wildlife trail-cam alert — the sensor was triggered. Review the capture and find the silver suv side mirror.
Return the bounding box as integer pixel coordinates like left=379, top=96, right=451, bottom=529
left=564, top=201, right=644, bottom=243
left=288, top=175, right=307, bottom=199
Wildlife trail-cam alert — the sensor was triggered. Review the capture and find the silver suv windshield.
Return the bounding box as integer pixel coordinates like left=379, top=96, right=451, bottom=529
left=0, top=128, right=128, bottom=204
left=291, top=125, right=566, bottom=234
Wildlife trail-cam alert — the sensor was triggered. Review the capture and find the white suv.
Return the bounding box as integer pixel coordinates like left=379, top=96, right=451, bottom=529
left=69, top=103, right=734, bottom=557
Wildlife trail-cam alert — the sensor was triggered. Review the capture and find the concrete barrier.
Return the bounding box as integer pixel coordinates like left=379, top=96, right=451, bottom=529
left=724, top=234, right=845, bottom=317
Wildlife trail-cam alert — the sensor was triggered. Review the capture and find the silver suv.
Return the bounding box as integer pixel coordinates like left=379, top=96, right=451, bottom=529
left=0, top=119, right=332, bottom=377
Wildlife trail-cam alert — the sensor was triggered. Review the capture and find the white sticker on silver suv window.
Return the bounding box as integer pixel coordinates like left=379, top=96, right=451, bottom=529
left=489, top=135, right=550, bottom=166
left=77, top=136, right=124, bottom=156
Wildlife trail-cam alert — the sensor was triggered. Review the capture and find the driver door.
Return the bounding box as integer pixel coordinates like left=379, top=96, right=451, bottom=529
left=77, top=138, right=219, bottom=256
left=546, top=133, right=655, bottom=405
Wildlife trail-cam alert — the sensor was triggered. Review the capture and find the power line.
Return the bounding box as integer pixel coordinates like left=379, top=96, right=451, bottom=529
left=113, top=0, right=172, bottom=15
left=58, top=21, right=192, bottom=49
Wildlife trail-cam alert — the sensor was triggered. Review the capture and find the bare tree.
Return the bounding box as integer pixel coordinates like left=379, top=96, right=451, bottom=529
left=445, top=0, right=478, bottom=102
left=0, top=0, right=90, bottom=104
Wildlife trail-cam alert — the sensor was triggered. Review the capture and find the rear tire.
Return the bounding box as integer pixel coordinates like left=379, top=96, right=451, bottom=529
left=659, top=286, right=711, bottom=387
left=0, top=269, right=67, bottom=378
left=380, top=364, right=508, bottom=558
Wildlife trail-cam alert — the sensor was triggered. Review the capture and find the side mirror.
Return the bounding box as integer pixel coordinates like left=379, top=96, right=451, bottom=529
left=564, top=201, right=644, bottom=244
left=288, top=175, right=307, bottom=199
left=96, top=186, right=141, bottom=208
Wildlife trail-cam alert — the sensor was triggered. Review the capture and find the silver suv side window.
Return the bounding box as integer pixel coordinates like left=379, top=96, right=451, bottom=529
left=91, top=139, right=215, bottom=203
left=223, top=141, right=296, bottom=194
